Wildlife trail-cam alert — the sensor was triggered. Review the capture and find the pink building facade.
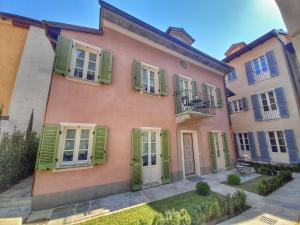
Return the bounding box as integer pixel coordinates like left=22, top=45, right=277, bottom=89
left=32, top=2, right=234, bottom=209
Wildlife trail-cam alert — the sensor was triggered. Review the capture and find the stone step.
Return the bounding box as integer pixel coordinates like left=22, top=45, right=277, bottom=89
left=0, top=206, right=31, bottom=221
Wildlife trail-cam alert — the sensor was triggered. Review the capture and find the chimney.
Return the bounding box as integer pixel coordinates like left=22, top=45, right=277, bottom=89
left=224, top=42, right=246, bottom=57
left=166, top=26, right=195, bottom=45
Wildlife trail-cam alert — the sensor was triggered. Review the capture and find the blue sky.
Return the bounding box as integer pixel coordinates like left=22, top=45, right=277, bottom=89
left=1, top=0, right=286, bottom=60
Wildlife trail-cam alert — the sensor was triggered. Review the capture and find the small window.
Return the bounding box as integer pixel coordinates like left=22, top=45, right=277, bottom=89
left=141, top=64, right=159, bottom=94
left=59, top=125, right=94, bottom=167
left=230, top=99, right=244, bottom=113
left=267, top=130, right=287, bottom=153
left=251, top=54, right=270, bottom=82
left=238, top=132, right=249, bottom=151
left=226, top=69, right=237, bottom=84
left=71, top=43, right=100, bottom=82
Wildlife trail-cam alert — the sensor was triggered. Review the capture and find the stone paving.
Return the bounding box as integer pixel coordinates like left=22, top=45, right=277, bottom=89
left=0, top=176, right=33, bottom=221
left=1, top=171, right=300, bottom=225
left=24, top=179, right=195, bottom=224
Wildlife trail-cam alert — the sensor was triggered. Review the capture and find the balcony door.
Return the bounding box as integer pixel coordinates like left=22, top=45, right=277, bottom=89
left=213, top=132, right=226, bottom=171
left=182, top=133, right=196, bottom=176
left=142, top=130, right=161, bottom=188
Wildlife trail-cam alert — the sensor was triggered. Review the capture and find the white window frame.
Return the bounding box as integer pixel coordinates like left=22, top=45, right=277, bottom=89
left=266, top=130, right=287, bottom=154
left=237, top=132, right=250, bottom=151
left=205, top=83, right=217, bottom=107
left=70, top=40, right=101, bottom=82
left=230, top=98, right=243, bottom=113
left=141, top=127, right=161, bottom=168
left=178, top=74, right=192, bottom=91
left=57, top=123, right=96, bottom=168
left=141, top=62, right=159, bottom=95
left=251, top=54, right=270, bottom=82
left=258, top=89, right=280, bottom=120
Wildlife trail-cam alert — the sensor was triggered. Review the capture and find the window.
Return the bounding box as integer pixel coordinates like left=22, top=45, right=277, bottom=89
left=59, top=125, right=94, bottom=167
left=267, top=130, right=287, bottom=153
left=238, top=133, right=250, bottom=151
left=251, top=55, right=270, bottom=82
left=230, top=99, right=243, bottom=113
left=206, top=84, right=217, bottom=106
left=71, top=43, right=100, bottom=82
left=142, top=64, right=159, bottom=94
left=225, top=69, right=237, bottom=84
left=142, top=130, right=159, bottom=167
left=258, top=90, right=279, bottom=119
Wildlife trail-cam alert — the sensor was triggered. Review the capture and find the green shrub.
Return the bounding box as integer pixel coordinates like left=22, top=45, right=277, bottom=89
left=227, top=174, right=240, bottom=185
left=232, top=190, right=247, bottom=211
left=260, top=166, right=272, bottom=175
left=292, top=164, right=300, bottom=172
left=189, top=206, right=205, bottom=225
left=279, top=171, right=293, bottom=182
left=152, top=209, right=191, bottom=225
left=196, top=182, right=210, bottom=196
left=207, top=199, right=221, bottom=220
left=0, top=129, right=39, bottom=190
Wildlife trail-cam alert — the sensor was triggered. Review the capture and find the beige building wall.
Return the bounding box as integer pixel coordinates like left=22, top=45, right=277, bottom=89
left=227, top=36, right=300, bottom=164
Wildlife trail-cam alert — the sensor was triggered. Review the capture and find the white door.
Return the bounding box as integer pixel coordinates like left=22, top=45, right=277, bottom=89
left=142, top=130, right=161, bottom=187
left=267, top=131, right=289, bottom=163
left=183, top=133, right=195, bottom=176
left=213, top=132, right=226, bottom=171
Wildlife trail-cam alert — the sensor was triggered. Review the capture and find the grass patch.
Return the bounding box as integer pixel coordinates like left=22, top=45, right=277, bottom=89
left=224, top=175, right=273, bottom=194
left=81, top=191, right=222, bottom=225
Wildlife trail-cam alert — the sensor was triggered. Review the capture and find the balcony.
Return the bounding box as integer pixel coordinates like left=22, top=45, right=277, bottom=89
left=175, top=90, right=216, bottom=123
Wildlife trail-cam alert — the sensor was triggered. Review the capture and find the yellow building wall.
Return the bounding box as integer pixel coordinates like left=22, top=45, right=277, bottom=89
left=0, top=19, right=28, bottom=116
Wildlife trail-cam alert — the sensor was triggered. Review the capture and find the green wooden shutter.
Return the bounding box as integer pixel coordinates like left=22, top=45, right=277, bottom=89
left=191, top=80, right=198, bottom=98
left=159, top=69, right=167, bottom=96
left=53, top=36, right=73, bottom=76
left=36, top=124, right=60, bottom=170
left=161, top=129, right=171, bottom=184
left=222, top=132, right=231, bottom=169
left=208, top=132, right=217, bottom=173
left=92, top=126, right=108, bottom=165
left=216, top=87, right=223, bottom=107
left=131, top=128, right=142, bottom=191
left=99, top=50, right=112, bottom=84
left=174, top=74, right=183, bottom=114
left=132, top=60, right=142, bottom=91
left=202, top=83, right=209, bottom=99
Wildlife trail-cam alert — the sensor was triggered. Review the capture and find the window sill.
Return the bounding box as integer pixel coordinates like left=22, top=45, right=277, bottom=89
left=139, top=90, right=162, bottom=97
left=66, top=76, right=99, bottom=86
left=53, top=163, right=93, bottom=172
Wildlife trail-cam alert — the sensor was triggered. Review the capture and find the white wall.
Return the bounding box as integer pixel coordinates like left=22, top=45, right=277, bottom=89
left=0, top=26, right=54, bottom=134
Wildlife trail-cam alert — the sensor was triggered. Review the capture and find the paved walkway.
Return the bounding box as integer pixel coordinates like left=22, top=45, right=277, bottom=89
left=0, top=176, right=32, bottom=221
left=2, top=171, right=300, bottom=225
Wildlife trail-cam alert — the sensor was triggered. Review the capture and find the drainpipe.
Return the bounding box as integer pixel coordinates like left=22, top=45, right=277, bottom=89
left=223, top=72, right=238, bottom=162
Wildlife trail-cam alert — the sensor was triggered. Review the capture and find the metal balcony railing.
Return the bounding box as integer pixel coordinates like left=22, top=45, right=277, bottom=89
left=175, top=90, right=216, bottom=116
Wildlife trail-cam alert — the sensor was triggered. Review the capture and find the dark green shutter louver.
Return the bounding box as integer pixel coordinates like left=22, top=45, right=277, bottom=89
left=191, top=80, right=198, bottom=98
left=222, top=132, right=231, bottom=169
left=131, top=128, right=143, bottom=191
left=53, top=36, right=73, bottom=76
left=216, top=87, right=223, bottom=107
left=36, top=124, right=60, bottom=170
left=208, top=132, right=217, bottom=173
left=92, top=126, right=108, bottom=165
left=174, top=74, right=183, bottom=114
left=132, top=60, right=142, bottom=91
left=159, top=69, right=167, bottom=96
left=99, top=50, right=112, bottom=84
left=161, top=129, right=171, bottom=184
